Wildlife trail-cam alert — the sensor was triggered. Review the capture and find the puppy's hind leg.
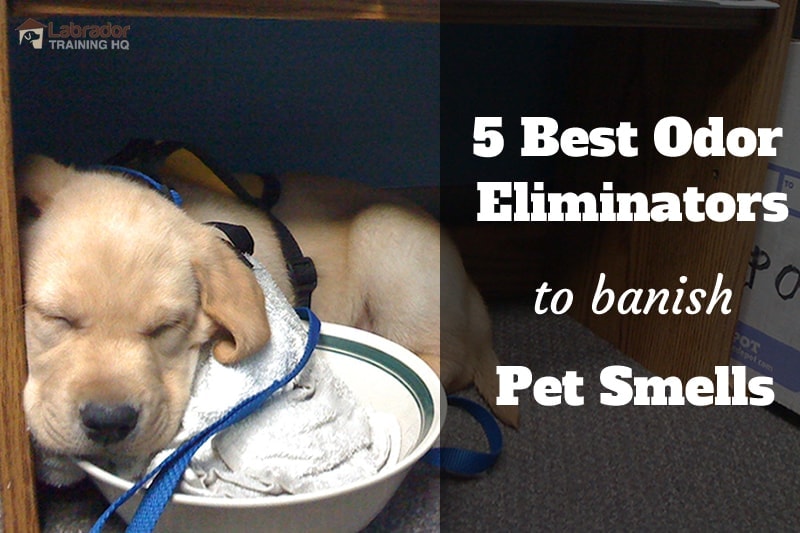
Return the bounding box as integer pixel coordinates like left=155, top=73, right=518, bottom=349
left=441, top=277, right=520, bottom=428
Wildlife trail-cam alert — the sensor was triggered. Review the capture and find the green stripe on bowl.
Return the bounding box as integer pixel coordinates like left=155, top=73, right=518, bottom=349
left=318, top=333, right=435, bottom=446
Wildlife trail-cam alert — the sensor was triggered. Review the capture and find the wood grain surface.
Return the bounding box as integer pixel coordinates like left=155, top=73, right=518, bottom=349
left=9, top=0, right=770, bottom=29
left=559, top=4, right=798, bottom=379
left=0, top=0, right=40, bottom=530
left=10, top=0, right=438, bottom=22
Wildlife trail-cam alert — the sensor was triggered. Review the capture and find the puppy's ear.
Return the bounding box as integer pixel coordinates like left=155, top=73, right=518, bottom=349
left=193, top=232, right=271, bottom=364
left=16, top=155, right=79, bottom=216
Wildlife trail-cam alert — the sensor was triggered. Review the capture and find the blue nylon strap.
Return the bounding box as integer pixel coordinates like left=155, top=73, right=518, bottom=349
left=99, top=165, right=184, bottom=207
left=89, top=307, right=320, bottom=533
left=423, top=396, right=504, bottom=476
left=89, top=308, right=501, bottom=531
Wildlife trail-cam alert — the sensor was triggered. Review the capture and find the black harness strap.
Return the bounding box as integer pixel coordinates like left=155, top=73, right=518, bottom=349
left=205, top=221, right=255, bottom=269
left=269, top=215, right=317, bottom=309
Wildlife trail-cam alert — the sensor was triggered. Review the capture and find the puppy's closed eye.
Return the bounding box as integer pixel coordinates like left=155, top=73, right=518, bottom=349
left=145, top=322, right=182, bottom=339
left=24, top=307, right=82, bottom=358
left=142, top=317, right=193, bottom=355
left=29, top=306, right=81, bottom=336
left=42, top=314, right=78, bottom=330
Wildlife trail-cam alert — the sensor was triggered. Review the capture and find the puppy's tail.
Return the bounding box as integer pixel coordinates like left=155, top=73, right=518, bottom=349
left=474, top=348, right=520, bottom=428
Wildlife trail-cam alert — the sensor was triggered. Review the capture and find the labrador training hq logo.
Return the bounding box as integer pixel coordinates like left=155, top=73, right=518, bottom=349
left=16, top=18, right=45, bottom=49
left=15, top=18, right=131, bottom=51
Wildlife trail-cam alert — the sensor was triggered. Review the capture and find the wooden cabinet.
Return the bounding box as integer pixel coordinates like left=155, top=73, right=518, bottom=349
left=1, top=1, right=796, bottom=530
left=447, top=10, right=798, bottom=380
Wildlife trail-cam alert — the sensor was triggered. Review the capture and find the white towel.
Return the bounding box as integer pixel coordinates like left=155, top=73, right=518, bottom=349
left=132, top=257, right=395, bottom=497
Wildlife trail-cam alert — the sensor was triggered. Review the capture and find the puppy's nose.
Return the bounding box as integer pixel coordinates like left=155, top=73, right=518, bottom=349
left=79, top=403, right=139, bottom=445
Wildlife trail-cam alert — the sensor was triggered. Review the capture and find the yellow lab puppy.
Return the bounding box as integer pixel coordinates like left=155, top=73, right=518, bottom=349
left=17, top=156, right=518, bottom=479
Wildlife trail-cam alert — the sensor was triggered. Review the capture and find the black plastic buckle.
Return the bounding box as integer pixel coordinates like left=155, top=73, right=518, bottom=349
left=287, top=256, right=317, bottom=308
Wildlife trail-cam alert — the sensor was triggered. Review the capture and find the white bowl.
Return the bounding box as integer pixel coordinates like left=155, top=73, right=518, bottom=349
left=78, top=322, right=444, bottom=533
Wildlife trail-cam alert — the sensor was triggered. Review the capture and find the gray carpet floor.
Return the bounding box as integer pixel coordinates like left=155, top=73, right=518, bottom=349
left=37, top=304, right=800, bottom=531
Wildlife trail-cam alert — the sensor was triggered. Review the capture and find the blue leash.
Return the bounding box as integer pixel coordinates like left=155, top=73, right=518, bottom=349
left=90, top=307, right=320, bottom=533
left=90, top=307, right=502, bottom=531
left=423, top=396, right=504, bottom=476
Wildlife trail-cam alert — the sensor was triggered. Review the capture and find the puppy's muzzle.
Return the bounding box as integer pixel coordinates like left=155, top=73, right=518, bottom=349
left=79, top=402, right=140, bottom=445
